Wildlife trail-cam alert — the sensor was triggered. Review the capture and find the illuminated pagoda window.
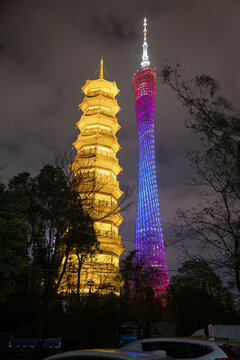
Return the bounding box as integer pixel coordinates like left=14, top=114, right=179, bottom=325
left=134, top=18, right=169, bottom=297
left=60, top=58, right=124, bottom=295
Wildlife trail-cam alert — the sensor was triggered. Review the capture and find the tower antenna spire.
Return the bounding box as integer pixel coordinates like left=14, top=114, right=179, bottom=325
left=141, top=17, right=150, bottom=68
left=99, top=57, right=104, bottom=79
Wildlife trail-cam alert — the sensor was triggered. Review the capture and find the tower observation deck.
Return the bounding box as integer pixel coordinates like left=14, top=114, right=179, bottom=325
left=134, top=18, right=169, bottom=296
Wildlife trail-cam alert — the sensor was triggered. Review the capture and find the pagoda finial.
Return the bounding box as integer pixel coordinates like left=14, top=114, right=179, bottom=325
left=99, top=57, right=104, bottom=79
left=141, top=17, right=150, bottom=68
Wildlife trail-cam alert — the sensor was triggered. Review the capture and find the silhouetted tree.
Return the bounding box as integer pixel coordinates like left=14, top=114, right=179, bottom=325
left=166, top=259, right=238, bottom=335
left=0, top=181, right=28, bottom=303
left=5, top=164, right=98, bottom=338
left=161, top=64, right=240, bottom=294
left=119, top=251, right=166, bottom=324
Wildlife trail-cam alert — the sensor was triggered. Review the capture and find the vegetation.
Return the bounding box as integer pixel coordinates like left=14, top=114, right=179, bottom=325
left=165, top=259, right=238, bottom=335
left=0, top=181, right=28, bottom=302
left=0, top=178, right=239, bottom=343
left=161, top=64, right=240, bottom=294
left=0, top=164, right=99, bottom=339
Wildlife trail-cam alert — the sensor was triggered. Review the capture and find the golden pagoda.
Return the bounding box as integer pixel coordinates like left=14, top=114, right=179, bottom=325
left=62, top=59, right=124, bottom=294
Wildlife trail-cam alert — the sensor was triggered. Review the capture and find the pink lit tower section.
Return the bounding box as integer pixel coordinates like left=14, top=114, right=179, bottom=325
left=134, top=18, right=169, bottom=296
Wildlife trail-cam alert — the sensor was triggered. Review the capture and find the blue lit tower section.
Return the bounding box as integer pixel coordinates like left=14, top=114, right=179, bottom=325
left=134, top=18, right=169, bottom=296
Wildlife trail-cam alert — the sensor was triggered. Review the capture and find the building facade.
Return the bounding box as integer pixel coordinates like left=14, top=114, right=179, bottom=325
left=61, top=60, right=124, bottom=294
left=134, top=19, right=169, bottom=296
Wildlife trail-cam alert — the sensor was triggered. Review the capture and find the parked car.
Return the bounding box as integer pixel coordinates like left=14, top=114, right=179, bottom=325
left=44, top=349, right=170, bottom=360
left=221, top=344, right=240, bottom=360
left=121, top=338, right=234, bottom=360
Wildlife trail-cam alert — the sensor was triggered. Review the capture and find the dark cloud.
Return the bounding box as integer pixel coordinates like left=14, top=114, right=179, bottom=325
left=157, top=145, right=170, bottom=165
left=91, top=15, right=136, bottom=41
left=0, top=42, right=5, bottom=52
left=0, top=142, right=21, bottom=154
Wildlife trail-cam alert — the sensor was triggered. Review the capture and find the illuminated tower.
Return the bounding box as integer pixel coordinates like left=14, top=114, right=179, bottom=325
left=134, top=18, right=169, bottom=296
left=64, top=59, right=124, bottom=294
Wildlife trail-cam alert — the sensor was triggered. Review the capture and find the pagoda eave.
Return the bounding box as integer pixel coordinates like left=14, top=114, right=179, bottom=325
left=82, top=78, right=120, bottom=97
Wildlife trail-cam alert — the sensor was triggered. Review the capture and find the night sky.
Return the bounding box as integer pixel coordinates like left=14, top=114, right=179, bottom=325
left=1, top=0, right=240, bottom=273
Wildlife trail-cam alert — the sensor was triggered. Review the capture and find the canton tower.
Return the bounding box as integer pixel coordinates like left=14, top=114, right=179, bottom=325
left=134, top=18, right=169, bottom=296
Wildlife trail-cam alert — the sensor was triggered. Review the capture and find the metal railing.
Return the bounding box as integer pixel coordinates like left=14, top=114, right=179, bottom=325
left=95, top=229, right=121, bottom=242
left=82, top=127, right=114, bottom=137
left=79, top=147, right=115, bottom=160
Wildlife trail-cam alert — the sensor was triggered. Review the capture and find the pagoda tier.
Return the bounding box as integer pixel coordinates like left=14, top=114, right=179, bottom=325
left=60, top=59, right=124, bottom=295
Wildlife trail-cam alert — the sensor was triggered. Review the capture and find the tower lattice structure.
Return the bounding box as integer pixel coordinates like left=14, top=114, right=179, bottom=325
left=62, top=59, right=124, bottom=294
left=134, top=18, right=169, bottom=296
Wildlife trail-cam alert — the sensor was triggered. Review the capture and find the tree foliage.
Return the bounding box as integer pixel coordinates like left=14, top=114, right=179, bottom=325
left=161, top=64, right=240, bottom=293
left=119, top=251, right=167, bottom=324
left=0, top=182, right=28, bottom=302
left=0, top=163, right=99, bottom=338
left=166, top=259, right=238, bottom=335
left=121, top=251, right=156, bottom=299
